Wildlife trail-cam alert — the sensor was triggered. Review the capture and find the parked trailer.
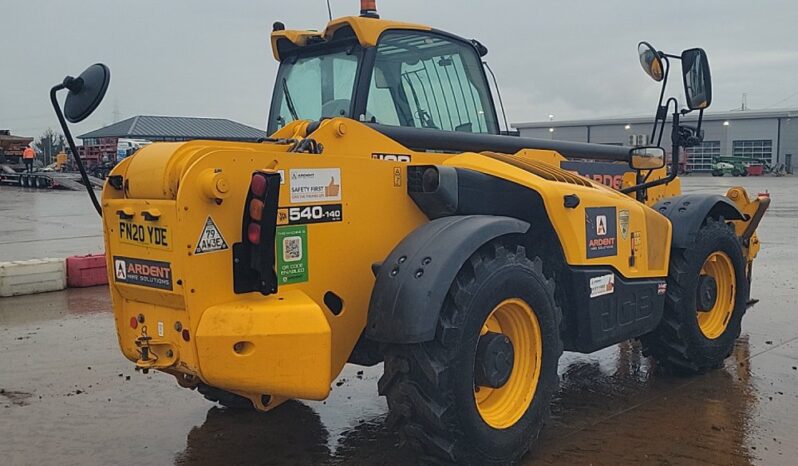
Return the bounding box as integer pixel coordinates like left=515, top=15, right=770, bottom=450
left=0, top=167, right=104, bottom=190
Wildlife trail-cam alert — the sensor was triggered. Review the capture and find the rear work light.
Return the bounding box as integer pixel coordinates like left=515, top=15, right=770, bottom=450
left=233, top=171, right=281, bottom=295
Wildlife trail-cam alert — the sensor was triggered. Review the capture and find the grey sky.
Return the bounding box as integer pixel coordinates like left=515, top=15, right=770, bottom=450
left=2, top=0, right=797, bottom=139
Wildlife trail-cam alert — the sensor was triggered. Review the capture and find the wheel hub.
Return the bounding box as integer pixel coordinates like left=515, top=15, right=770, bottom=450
left=475, top=331, right=515, bottom=389
left=697, top=274, right=718, bottom=312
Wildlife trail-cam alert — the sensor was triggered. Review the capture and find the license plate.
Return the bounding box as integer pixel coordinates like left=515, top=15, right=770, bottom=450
left=118, top=221, right=172, bottom=250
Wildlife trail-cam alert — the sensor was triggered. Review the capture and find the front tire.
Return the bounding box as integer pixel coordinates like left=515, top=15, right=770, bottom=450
left=642, top=219, right=748, bottom=374
left=379, top=240, right=563, bottom=465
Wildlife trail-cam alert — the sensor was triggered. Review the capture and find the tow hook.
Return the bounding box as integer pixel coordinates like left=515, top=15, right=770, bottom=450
left=135, top=326, right=155, bottom=374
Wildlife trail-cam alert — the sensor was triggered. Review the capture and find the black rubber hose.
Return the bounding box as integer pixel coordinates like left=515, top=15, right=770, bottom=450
left=50, top=83, right=103, bottom=216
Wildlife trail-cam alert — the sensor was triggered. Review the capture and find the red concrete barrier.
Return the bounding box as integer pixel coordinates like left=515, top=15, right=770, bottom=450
left=66, top=254, right=108, bottom=288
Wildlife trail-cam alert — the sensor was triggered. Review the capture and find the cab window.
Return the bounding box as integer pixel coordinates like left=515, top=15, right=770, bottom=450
left=270, top=44, right=360, bottom=132
left=366, top=31, right=498, bottom=134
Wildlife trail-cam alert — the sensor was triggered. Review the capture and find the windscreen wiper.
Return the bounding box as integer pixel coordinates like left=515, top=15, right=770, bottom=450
left=282, top=78, right=300, bottom=121
left=402, top=74, right=437, bottom=129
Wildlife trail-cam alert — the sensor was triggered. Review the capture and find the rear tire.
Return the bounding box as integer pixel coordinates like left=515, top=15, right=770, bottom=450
left=379, top=240, right=563, bottom=465
left=642, top=219, right=748, bottom=374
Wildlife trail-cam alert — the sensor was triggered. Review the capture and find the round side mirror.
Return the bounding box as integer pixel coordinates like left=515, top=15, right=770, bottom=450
left=64, top=64, right=111, bottom=123
left=637, top=42, right=664, bottom=82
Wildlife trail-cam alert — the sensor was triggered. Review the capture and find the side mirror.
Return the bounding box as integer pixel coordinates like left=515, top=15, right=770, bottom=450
left=63, top=64, right=111, bottom=123
left=681, top=48, right=712, bottom=110
left=637, top=42, right=664, bottom=82
left=630, top=146, right=666, bottom=170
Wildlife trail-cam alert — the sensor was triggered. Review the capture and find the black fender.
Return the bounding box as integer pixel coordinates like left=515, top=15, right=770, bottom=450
left=654, top=194, right=745, bottom=249
left=366, top=215, right=530, bottom=344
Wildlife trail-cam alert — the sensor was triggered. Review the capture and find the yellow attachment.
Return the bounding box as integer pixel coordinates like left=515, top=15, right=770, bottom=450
left=697, top=252, right=736, bottom=339
left=195, top=290, right=332, bottom=400
left=271, top=16, right=431, bottom=60
left=726, top=187, right=768, bottom=262
left=475, top=299, right=542, bottom=429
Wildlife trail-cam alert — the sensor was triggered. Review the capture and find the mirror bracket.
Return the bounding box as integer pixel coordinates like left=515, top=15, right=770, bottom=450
left=63, top=76, right=84, bottom=94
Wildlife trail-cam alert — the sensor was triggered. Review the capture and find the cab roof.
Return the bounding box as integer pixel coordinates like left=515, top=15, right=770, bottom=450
left=270, top=16, right=432, bottom=60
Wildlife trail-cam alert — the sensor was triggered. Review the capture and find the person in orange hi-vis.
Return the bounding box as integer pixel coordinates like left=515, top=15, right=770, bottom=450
left=22, top=144, right=35, bottom=173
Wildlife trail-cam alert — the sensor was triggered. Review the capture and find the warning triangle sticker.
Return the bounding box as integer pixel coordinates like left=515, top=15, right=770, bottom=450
left=194, top=217, right=229, bottom=254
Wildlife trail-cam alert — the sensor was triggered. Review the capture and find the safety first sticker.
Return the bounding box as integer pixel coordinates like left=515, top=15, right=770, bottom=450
left=289, top=168, right=341, bottom=204
left=194, top=217, right=229, bottom=254
left=585, top=207, right=617, bottom=258
left=113, top=256, right=173, bottom=290
left=276, top=225, right=308, bottom=284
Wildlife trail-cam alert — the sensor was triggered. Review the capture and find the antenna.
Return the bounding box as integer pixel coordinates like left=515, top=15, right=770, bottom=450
left=326, top=0, right=332, bottom=20
left=741, top=92, right=748, bottom=111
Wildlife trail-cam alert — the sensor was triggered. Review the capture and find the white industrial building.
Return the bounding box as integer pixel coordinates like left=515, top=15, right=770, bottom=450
left=514, top=109, right=798, bottom=173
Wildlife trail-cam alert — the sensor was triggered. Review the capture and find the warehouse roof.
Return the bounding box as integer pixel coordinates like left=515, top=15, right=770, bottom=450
left=514, top=107, right=798, bottom=129
left=78, top=115, right=269, bottom=142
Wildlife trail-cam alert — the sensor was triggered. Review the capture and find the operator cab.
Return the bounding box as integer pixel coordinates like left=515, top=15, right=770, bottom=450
left=267, top=18, right=500, bottom=136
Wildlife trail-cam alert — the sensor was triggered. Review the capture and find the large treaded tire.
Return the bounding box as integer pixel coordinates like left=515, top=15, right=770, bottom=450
left=379, top=240, right=563, bottom=465
left=642, top=219, right=748, bottom=374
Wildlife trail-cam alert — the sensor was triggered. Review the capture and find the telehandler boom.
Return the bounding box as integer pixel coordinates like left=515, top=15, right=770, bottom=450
left=50, top=2, right=769, bottom=464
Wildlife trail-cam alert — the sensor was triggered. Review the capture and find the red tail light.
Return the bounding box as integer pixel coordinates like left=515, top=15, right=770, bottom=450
left=233, top=170, right=281, bottom=295
left=247, top=223, right=261, bottom=244
left=250, top=173, right=268, bottom=197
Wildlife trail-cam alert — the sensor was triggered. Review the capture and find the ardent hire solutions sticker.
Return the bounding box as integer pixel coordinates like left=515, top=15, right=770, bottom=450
left=585, top=207, right=617, bottom=259
left=113, top=256, right=173, bottom=290
left=289, top=168, right=341, bottom=204
left=276, top=225, right=308, bottom=284
left=194, top=216, right=229, bottom=254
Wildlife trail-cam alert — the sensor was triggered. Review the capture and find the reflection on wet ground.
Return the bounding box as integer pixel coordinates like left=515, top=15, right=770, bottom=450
left=2, top=177, right=797, bottom=465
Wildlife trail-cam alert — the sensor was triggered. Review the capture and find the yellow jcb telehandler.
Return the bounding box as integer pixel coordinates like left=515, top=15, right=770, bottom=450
left=50, top=2, right=769, bottom=463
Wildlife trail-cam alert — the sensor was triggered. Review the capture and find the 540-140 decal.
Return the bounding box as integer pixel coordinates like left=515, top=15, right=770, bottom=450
left=277, top=204, right=343, bottom=226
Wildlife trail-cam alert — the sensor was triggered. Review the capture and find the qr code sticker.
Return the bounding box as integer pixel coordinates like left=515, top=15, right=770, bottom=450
left=283, top=236, right=302, bottom=262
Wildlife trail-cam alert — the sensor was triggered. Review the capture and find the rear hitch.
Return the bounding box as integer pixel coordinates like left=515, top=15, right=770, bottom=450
left=135, top=326, right=155, bottom=373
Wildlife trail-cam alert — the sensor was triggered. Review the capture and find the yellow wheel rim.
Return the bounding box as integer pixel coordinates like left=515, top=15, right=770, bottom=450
left=696, top=251, right=736, bottom=339
left=474, top=298, right=542, bottom=429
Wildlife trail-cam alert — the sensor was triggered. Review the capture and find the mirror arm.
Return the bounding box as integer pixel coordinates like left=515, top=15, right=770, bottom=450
left=650, top=56, right=670, bottom=145
left=50, top=84, right=103, bottom=216
left=695, top=108, right=704, bottom=140
left=621, top=98, right=680, bottom=198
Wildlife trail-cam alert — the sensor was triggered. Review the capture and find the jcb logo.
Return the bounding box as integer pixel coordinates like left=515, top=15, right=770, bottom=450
left=372, top=153, right=411, bottom=163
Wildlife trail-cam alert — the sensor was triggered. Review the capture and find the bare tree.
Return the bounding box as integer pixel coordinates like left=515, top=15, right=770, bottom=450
left=34, top=129, right=66, bottom=166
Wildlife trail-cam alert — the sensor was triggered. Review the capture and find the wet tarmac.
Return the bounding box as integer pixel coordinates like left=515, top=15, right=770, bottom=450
left=0, top=187, right=103, bottom=261
left=1, top=176, right=797, bottom=465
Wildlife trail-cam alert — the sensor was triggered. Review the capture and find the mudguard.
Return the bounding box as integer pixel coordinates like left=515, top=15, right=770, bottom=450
left=654, top=194, right=745, bottom=249
left=366, top=215, right=530, bottom=344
